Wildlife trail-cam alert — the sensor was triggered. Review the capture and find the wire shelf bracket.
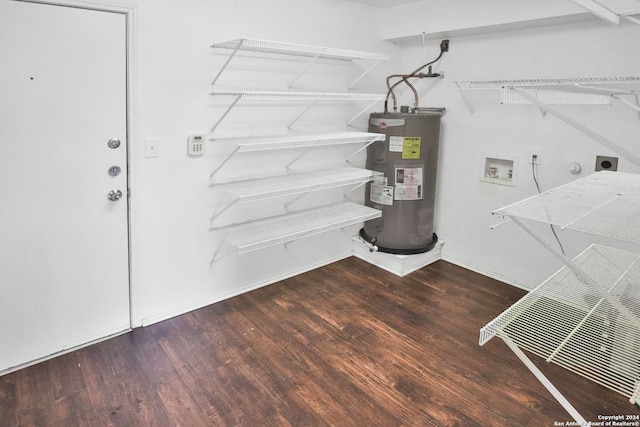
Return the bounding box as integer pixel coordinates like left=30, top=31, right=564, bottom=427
left=568, top=0, right=621, bottom=25
left=568, top=0, right=640, bottom=26
left=571, top=84, right=640, bottom=118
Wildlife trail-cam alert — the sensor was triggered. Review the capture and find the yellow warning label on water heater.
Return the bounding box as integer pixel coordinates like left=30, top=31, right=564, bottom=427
left=402, top=137, right=421, bottom=159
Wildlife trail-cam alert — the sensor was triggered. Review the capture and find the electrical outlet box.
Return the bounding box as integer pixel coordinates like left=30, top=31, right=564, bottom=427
left=595, top=155, right=618, bottom=171
left=528, top=151, right=542, bottom=165
left=188, top=134, right=205, bottom=156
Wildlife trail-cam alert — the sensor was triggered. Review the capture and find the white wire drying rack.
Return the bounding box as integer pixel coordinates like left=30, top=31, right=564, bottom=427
left=481, top=171, right=640, bottom=424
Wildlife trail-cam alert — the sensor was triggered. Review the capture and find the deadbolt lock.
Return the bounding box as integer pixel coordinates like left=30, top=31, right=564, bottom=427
left=108, top=165, right=122, bottom=176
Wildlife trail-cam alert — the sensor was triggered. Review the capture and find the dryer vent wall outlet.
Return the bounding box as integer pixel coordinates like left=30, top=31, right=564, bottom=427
left=595, top=155, right=618, bottom=171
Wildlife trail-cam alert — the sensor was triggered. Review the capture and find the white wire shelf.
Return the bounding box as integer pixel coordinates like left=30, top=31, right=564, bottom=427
left=209, top=91, right=385, bottom=132
left=454, top=77, right=640, bottom=168
left=492, top=171, right=640, bottom=246
left=219, top=131, right=384, bottom=152
left=481, top=243, right=640, bottom=401
left=210, top=90, right=386, bottom=101
left=457, top=76, right=640, bottom=105
left=211, top=38, right=390, bottom=62
left=456, top=76, right=640, bottom=106
left=209, top=132, right=385, bottom=178
left=210, top=38, right=389, bottom=89
left=214, top=167, right=381, bottom=203
left=455, top=76, right=640, bottom=90
left=210, top=202, right=381, bottom=262
left=210, top=167, right=381, bottom=223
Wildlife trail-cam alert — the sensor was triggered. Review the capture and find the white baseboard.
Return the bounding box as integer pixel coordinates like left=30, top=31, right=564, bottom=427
left=440, top=253, right=532, bottom=292
left=140, top=251, right=352, bottom=327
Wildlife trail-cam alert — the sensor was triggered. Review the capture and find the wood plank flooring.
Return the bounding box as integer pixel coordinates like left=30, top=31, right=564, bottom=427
left=1, top=258, right=638, bottom=426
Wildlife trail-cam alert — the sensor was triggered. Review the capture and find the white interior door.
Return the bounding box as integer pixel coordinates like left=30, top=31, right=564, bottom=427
left=0, top=0, right=130, bottom=372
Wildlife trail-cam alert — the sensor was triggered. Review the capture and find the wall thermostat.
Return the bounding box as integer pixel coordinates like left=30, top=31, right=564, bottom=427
left=188, top=134, right=206, bottom=156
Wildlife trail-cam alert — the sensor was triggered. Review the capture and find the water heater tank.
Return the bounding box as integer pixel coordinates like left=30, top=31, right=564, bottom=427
left=360, top=108, right=445, bottom=254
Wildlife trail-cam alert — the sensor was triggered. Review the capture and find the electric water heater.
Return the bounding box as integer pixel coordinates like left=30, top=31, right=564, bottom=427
left=360, top=108, right=445, bottom=254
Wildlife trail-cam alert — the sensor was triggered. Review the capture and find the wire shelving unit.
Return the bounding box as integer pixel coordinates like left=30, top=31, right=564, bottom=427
left=207, top=37, right=388, bottom=261
left=481, top=171, right=640, bottom=423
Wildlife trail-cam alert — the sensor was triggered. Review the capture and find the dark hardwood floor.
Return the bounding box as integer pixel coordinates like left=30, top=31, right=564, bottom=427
left=1, top=257, right=638, bottom=426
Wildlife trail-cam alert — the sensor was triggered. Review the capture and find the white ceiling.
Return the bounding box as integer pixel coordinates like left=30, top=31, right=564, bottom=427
left=347, top=0, right=422, bottom=8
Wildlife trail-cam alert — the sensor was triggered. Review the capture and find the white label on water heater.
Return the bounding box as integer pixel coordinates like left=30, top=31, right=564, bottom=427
left=394, top=167, right=423, bottom=200
left=395, top=185, right=422, bottom=200
left=389, top=136, right=404, bottom=152
left=370, top=184, right=394, bottom=206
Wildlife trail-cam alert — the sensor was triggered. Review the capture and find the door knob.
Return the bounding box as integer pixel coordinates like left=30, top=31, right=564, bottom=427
left=108, top=189, right=123, bottom=201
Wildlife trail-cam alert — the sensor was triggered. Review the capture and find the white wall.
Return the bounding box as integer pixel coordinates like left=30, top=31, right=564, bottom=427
left=127, top=0, right=400, bottom=325
left=20, top=0, right=638, bottom=331
left=131, top=0, right=640, bottom=324
left=385, top=7, right=640, bottom=289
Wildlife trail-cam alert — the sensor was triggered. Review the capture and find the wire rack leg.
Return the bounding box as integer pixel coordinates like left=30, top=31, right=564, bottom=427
left=503, top=338, right=587, bottom=425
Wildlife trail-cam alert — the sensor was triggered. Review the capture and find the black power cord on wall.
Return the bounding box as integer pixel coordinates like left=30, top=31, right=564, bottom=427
left=531, top=154, right=566, bottom=255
